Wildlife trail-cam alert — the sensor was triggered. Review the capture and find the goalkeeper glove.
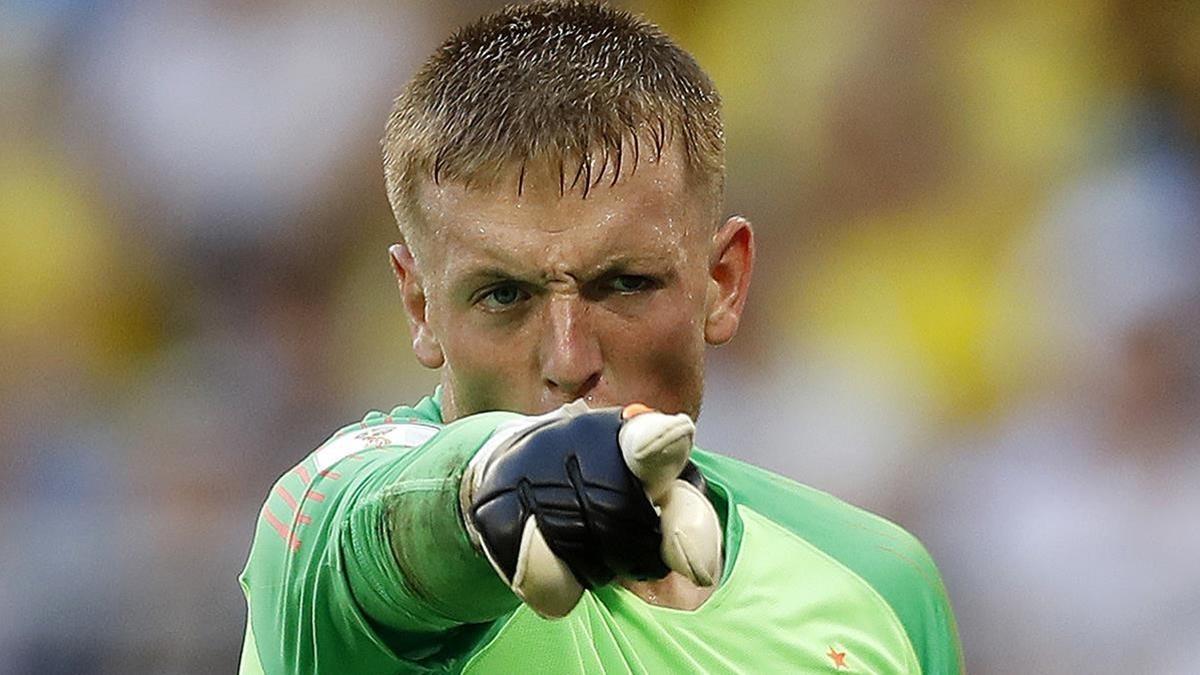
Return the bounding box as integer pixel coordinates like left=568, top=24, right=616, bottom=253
left=460, top=401, right=722, bottom=618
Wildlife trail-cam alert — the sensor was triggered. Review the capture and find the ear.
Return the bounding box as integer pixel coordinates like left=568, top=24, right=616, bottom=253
left=389, top=244, right=445, bottom=369
left=704, top=216, right=755, bottom=346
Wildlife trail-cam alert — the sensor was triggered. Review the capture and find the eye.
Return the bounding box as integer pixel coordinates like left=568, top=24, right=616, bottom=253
left=477, top=283, right=530, bottom=311
left=608, top=275, right=656, bottom=294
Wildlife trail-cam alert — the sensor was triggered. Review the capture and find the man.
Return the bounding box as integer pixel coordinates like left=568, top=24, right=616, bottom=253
left=239, top=2, right=962, bottom=673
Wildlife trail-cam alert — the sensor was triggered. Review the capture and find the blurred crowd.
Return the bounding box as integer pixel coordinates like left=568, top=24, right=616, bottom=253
left=1, top=1, right=1197, bottom=673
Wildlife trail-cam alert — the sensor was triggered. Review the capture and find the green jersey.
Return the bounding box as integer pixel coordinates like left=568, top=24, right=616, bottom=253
left=239, top=391, right=962, bottom=673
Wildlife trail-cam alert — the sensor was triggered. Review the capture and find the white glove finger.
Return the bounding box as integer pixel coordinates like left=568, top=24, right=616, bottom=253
left=511, top=518, right=584, bottom=619
left=658, top=479, right=723, bottom=587
left=618, top=407, right=695, bottom=501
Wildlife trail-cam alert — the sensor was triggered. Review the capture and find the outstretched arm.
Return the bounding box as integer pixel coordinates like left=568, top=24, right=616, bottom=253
left=240, top=403, right=721, bottom=674
left=240, top=410, right=523, bottom=674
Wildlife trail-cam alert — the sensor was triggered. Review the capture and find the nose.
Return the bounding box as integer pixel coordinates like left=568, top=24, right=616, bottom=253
left=540, top=295, right=603, bottom=400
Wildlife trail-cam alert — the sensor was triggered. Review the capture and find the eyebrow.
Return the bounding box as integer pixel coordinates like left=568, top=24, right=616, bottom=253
left=454, top=266, right=531, bottom=287
left=451, top=254, right=677, bottom=292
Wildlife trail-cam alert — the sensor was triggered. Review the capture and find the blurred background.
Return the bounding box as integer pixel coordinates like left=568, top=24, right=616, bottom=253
left=1, top=0, right=1197, bottom=672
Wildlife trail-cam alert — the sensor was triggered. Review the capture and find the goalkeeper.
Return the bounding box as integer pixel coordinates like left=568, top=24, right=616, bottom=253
left=239, top=2, right=962, bottom=673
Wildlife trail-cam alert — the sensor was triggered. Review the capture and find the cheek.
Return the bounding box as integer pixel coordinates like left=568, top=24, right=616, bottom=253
left=604, top=300, right=706, bottom=409
left=436, top=310, right=542, bottom=410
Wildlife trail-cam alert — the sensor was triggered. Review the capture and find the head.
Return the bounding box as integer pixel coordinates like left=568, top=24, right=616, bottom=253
left=383, top=1, right=753, bottom=421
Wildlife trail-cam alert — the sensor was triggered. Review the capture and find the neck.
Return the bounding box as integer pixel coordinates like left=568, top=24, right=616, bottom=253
left=620, top=563, right=721, bottom=610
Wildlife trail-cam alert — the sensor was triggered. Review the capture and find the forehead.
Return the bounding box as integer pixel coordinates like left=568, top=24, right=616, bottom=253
left=412, top=147, right=707, bottom=275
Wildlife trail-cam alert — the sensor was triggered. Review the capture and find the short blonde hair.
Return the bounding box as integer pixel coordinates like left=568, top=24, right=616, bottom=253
left=382, top=0, right=724, bottom=232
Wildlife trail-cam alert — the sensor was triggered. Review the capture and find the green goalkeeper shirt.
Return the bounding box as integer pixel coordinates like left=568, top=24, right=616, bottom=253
left=239, top=390, right=962, bottom=674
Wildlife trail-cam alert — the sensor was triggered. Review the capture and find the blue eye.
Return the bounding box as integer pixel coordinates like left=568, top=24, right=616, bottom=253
left=610, top=275, right=653, bottom=293
left=479, top=284, right=529, bottom=311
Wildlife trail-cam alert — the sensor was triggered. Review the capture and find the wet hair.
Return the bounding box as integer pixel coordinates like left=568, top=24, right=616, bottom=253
left=382, top=0, right=724, bottom=232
